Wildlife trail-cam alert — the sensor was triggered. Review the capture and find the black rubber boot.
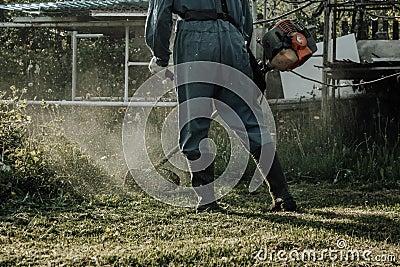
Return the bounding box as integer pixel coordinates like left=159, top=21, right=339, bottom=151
left=253, top=150, right=297, bottom=212
left=187, top=153, right=221, bottom=213
left=266, top=155, right=297, bottom=212
left=195, top=201, right=221, bottom=213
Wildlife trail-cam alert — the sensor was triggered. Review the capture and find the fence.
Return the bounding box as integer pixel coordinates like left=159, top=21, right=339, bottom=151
left=340, top=19, right=399, bottom=40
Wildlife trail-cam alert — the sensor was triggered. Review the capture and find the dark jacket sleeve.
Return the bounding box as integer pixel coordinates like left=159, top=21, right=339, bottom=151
left=145, top=0, right=173, bottom=66
left=242, top=0, right=253, bottom=43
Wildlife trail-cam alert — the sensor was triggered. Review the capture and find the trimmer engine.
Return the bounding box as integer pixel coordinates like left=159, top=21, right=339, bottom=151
left=261, top=19, right=317, bottom=71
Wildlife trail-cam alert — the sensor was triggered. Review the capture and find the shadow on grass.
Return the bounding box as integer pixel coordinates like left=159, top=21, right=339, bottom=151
left=296, top=185, right=400, bottom=209
left=222, top=183, right=400, bottom=245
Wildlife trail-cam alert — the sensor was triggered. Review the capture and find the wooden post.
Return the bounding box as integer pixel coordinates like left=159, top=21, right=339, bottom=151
left=341, top=20, right=349, bottom=36
left=332, top=0, right=337, bottom=62
left=372, top=20, right=378, bottom=39
left=331, top=0, right=338, bottom=117
left=357, top=1, right=367, bottom=40
left=322, top=0, right=333, bottom=124
left=393, top=20, right=399, bottom=40
left=350, top=9, right=357, bottom=34
left=383, top=20, right=389, bottom=34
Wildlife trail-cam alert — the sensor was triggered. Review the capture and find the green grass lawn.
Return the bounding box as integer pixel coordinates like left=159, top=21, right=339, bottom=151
left=1, top=182, right=399, bottom=266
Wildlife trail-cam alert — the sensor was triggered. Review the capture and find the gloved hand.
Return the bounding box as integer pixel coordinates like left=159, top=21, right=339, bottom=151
left=148, top=56, right=167, bottom=74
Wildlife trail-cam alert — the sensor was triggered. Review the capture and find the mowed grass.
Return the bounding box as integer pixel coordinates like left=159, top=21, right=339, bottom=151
left=0, top=182, right=399, bottom=266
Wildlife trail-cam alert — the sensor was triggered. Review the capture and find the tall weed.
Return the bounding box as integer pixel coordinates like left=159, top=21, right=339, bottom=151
left=276, top=98, right=400, bottom=189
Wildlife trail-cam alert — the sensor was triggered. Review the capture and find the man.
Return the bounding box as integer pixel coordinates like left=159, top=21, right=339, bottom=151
left=145, top=0, right=296, bottom=213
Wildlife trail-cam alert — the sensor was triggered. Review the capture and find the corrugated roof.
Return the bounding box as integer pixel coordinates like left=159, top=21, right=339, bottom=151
left=0, top=0, right=149, bottom=16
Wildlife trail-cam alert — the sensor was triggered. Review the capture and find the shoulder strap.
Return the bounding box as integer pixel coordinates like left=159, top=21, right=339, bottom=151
left=220, top=0, right=228, bottom=14
left=219, top=0, right=241, bottom=31
left=220, top=0, right=266, bottom=94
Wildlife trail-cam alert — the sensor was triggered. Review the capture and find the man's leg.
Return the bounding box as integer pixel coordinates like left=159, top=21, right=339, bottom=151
left=253, top=150, right=297, bottom=211
left=216, top=87, right=296, bottom=211
left=177, top=83, right=221, bottom=212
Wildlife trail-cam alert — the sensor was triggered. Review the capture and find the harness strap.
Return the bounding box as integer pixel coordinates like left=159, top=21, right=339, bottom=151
left=184, top=9, right=218, bottom=21
left=179, top=0, right=241, bottom=33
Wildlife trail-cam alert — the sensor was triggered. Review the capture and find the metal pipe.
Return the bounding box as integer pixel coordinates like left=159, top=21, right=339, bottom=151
left=20, top=98, right=323, bottom=105
left=263, top=0, right=266, bottom=21
left=0, top=21, right=146, bottom=28
left=127, top=62, right=148, bottom=66
left=74, top=96, right=159, bottom=101
left=127, top=62, right=174, bottom=67
left=251, top=0, right=258, bottom=53
left=1, top=98, right=328, bottom=109
left=252, top=0, right=258, bottom=20
left=76, top=33, right=104, bottom=38
left=1, top=100, right=179, bottom=107
left=71, top=30, right=77, bottom=101
left=124, top=26, right=130, bottom=102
